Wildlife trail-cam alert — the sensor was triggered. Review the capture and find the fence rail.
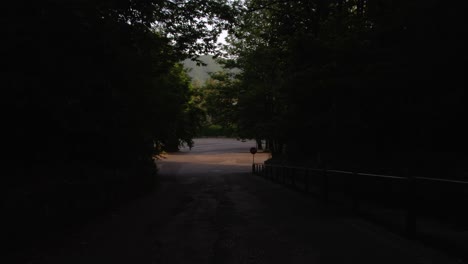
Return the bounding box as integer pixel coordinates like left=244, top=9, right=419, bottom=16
left=252, top=163, right=468, bottom=238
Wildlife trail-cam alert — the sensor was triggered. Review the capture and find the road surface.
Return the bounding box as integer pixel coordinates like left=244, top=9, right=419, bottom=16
left=30, top=138, right=462, bottom=263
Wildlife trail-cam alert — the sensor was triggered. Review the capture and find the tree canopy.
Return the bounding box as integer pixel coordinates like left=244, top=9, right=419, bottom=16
left=5, top=0, right=467, bottom=258
left=4, top=0, right=242, bottom=257
left=212, top=0, right=466, bottom=177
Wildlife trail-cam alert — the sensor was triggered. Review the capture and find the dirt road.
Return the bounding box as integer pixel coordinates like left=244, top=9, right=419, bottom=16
left=31, top=138, right=462, bottom=263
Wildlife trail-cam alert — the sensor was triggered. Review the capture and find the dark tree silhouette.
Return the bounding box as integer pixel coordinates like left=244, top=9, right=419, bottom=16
left=219, top=0, right=466, bottom=177
left=3, top=0, right=241, bottom=259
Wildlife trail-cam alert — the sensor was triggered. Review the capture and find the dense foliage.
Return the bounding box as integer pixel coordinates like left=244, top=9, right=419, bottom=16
left=4, top=0, right=240, bottom=257
left=217, top=0, right=466, bottom=178
left=4, top=0, right=467, bottom=259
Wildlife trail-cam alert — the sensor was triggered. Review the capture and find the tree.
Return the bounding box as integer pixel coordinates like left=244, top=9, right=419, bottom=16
left=223, top=0, right=467, bottom=175
left=202, top=71, right=239, bottom=129
left=4, top=0, right=242, bottom=256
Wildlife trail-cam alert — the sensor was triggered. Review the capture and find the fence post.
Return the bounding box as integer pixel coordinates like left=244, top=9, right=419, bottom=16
left=281, top=166, right=284, bottom=183
left=352, top=172, right=360, bottom=213
left=281, top=167, right=288, bottom=185
left=322, top=168, right=328, bottom=203
left=405, top=176, right=417, bottom=237
left=291, top=167, right=296, bottom=188
left=275, top=166, right=278, bottom=181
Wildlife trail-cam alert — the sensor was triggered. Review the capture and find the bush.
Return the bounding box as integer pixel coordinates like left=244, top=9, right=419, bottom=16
left=200, top=124, right=236, bottom=137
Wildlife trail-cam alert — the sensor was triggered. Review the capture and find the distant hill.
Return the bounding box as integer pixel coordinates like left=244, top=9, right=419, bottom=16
left=182, top=55, right=224, bottom=84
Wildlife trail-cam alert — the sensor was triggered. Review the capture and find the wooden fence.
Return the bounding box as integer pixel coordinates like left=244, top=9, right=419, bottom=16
left=252, top=163, right=468, bottom=241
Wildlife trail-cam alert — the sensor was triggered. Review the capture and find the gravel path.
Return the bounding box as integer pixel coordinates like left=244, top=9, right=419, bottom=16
left=30, top=138, right=463, bottom=264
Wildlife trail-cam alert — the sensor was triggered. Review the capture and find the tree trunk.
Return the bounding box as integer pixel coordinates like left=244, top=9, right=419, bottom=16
left=256, top=138, right=263, bottom=150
